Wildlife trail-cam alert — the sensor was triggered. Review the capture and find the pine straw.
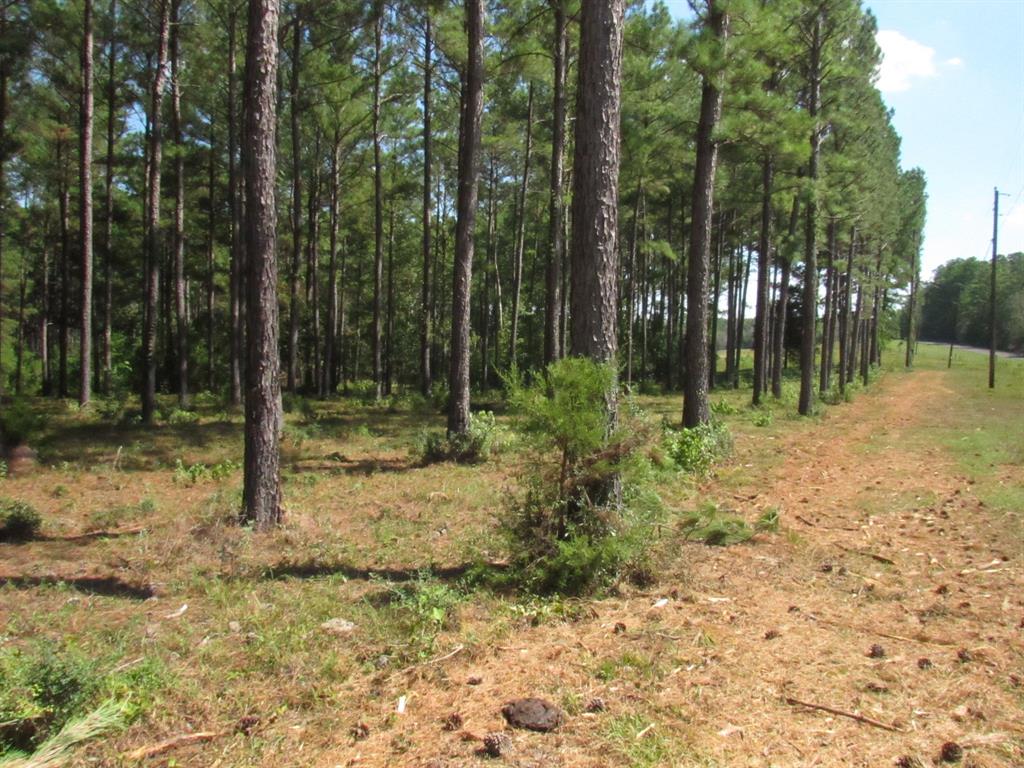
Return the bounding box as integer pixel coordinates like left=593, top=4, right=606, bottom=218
left=2, top=372, right=1022, bottom=767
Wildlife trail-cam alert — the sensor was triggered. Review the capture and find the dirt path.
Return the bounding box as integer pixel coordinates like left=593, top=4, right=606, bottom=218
left=326, top=370, right=1022, bottom=767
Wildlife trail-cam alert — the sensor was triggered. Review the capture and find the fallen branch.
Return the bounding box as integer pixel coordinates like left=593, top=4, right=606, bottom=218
left=835, top=544, right=896, bottom=565
left=784, top=696, right=904, bottom=732
left=804, top=612, right=954, bottom=647
left=125, top=731, right=225, bottom=761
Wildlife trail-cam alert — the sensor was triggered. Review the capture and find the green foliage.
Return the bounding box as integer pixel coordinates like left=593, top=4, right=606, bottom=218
left=172, top=459, right=240, bottom=485
left=0, top=401, right=45, bottom=446
left=662, top=421, right=733, bottom=475
left=0, top=499, right=41, bottom=541
left=417, top=411, right=501, bottom=465
left=0, top=642, right=164, bottom=756
left=710, top=399, right=740, bottom=416
left=678, top=503, right=779, bottom=546
left=501, top=359, right=658, bottom=595
left=751, top=407, right=774, bottom=427
left=166, top=408, right=199, bottom=425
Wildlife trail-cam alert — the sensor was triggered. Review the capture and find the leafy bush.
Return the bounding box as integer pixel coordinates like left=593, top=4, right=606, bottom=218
left=0, top=499, right=42, bottom=542
left=172, top=459, right=239, bottom=485
left=0, top=643, right=99, bottom=752
left=0, top=400, right=45, bottom=446
left=751, top=407, right=774, bottom=427
left=501, top=358, right=658, bottom=595
left=710, top=399, right=740, bottom=416
left=662, top=420, right=732, bottom=475
left=166, top=408, right=199, bottom=425
left=417, top=411, right=501, bottom=464
left=678, top=503, right=779, bottom=546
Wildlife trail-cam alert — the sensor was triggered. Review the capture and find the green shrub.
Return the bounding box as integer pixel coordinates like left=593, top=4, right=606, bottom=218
left=710, top=399, right=740, bottom=416
left=662, top=420, right=733, bottom=475
left=172, top=459, right=239, bottom=485
left=751, top=407, right=774, bottom=427
left=166, top=408, right=199, bottom=425
left=0, top=400, right=45, bottom=446
left=501, top=358, right=658, bottom=595
left=678, top=503, right=779, bottom=546
left=417, top=410, right=500, bottom=464
left=0, top=499, right=42, bottom=541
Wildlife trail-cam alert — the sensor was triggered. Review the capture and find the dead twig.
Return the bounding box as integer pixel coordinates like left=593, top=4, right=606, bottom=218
left=805, top=612, right=954, bottom=647
left=784, top=696, right=904, bottom=732
left=835, top=544, right=896, bottom=565
left=126, top=731, right=225, bottom=760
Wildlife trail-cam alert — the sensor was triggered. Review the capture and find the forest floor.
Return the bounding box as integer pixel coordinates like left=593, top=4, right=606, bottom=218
left=1, top=343, right=1022, bottom=767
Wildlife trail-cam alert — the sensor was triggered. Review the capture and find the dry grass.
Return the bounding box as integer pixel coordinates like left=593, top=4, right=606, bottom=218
left=1, top=347, right=1022, bottom=767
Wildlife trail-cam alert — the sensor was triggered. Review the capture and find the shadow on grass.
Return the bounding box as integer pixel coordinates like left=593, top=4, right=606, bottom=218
left=256, top=559, right=508, bottom=585
left=0, top=574, right=156, bottom=599
left=36, top=420, right=242, bottom=469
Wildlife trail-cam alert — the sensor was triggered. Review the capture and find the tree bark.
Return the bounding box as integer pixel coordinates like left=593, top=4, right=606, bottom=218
left=142, top=0, right=170, bottom=423
left=56, top=134, right=70, bottom=399
left=683, top=2, right=728, bottom=427
left=508, top=81, right=534, bottom=367
left=570, top=0, right=624, bottom=368
left=287, top=10, right=301, bottom=392
left=79, top=0, right=94, bottom=406
left=227, top=7, right=242, bottom=405
left=544, top=0, right=566, bottom=366
left=819, top=217, right=836, bottom=394
left=447, top=0, right=484, bottom=437
left=371, top=0, right=384, bottom=400
left=798, top=12, right=822, bottom=416
left=752, top=156, right=773, bottom=404
left=325, top=131, right=340, bottom=396
left=171, top=0, right=187, bottom=406
left=241, top=0, right=282, bottom=530
left=420, top=15, right=433, bottom=395
left=206, top=131, right=216, bottom=391
left=101, top=0, right=117, bottom=395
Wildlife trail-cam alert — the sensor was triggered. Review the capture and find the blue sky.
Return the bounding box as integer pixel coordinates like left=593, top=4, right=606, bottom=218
left=870, top=0, right=1024, bottom=279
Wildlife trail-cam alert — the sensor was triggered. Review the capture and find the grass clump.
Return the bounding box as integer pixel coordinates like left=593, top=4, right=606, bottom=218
left=500, top=358, right=659, bottom=595
left=0, top=499, right=42, bottom=542
left=662, top=420, right=733, bottom=475
left=678, top=503, right=779, bottom=546
left=417, top=410, right=500, bottom=465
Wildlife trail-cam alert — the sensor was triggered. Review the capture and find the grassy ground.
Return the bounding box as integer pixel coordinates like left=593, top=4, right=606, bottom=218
left=1, top=343, right=1021, bottom=767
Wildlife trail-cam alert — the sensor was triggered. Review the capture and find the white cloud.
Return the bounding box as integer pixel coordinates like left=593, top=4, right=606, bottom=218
left=875, top=30, right=937, bottom=93
left=946, top=57, right=964, bottom=67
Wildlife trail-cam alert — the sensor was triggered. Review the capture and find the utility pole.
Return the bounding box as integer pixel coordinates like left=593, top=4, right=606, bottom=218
left=989, top=188, right=1009, bottom=389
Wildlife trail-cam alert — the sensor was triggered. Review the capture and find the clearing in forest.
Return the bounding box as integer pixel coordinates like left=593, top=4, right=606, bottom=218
left=1, top=343, right=1022, bottom=767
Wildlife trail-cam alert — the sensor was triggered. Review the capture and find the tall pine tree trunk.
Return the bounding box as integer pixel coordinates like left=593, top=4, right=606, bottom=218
left=371, top=1, right=384, bottom=400
left=682, top=2, right=727, bottom=427
left=447, top=0, right=484, bottom=436
left=241, top=0, right=282, bottom=530
left=79, top=0, right=94, bottom=406
left=101, top=0, right=117, bottom=395
left=287, top=11, right=301, bottom=392
left=544, top=0, right=566, bottom=365
left=798, top=13, right=823, bottom=416
left=508, top=82, right=534, bottom=367
left=142, top=0, right=170, bottom=424
left=569, top=0, right=625, bottom=507
left=420, top=16, right=433, bottom=395
left=171, top=0, right=187, bottom=406
left=227, top=7, right=242, bottom=405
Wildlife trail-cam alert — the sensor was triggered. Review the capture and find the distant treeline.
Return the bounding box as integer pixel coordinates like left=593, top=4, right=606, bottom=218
left=919, top=253, right=1024, bottom=353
